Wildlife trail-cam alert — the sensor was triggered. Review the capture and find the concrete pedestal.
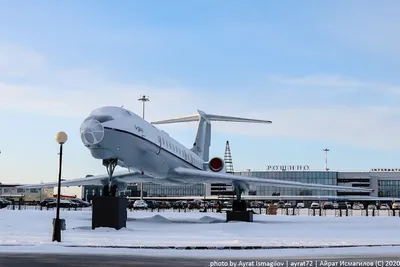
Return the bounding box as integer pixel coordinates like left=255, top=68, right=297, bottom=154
left=232, top=200, right=247, bottom=212
left=226, top=200, right=253, bottom=222
left=92, top=196, right=127, bottom=230
left=226, top=211, right=253, bottom=222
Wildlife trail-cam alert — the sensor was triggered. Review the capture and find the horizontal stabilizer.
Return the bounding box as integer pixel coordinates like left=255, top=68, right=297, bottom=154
left=152, top=109, right=271, bottom=161
left=151, top=114, right=200, bottom=125
left=151, top=110, right=272, bottom=125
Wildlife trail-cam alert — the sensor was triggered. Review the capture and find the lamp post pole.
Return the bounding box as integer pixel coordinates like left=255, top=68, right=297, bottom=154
left=138, top=95, right=149, bottom=120
left=52, top=131, right=68, bottom=242
left=138, top=95, right=149, bottom=200
left=323, top=148, right=330, bottom=171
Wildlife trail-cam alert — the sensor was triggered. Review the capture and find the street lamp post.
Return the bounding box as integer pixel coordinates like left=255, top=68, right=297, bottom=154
left=323, top=148, right=330, bottom=171
left=138, top=95, right=149, bottom=119
left=138, top=95, right=149, bottom=199
left=52, top=131, right=68, bottom=242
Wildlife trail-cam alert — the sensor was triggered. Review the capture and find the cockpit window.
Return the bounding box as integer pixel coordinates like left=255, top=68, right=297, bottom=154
left=84, top=115, right=114, bottom=123
left=88, top=106, right=136, bottom=120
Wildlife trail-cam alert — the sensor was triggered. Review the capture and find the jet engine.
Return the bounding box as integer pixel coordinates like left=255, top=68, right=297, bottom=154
left=208, top=157, right=225, bottom=172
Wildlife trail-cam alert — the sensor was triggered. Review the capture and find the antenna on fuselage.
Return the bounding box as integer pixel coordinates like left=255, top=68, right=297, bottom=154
left=151, top=110, right=272, bottom=161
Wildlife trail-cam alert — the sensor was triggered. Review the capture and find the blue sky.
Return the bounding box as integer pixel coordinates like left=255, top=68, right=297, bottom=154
left=1, top=1, right=400, bottom=191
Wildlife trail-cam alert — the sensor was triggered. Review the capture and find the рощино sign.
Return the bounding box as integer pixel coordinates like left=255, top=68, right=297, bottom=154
left=267, top=165, right=310, bottom=171
left=370, top=168, right=400, bottom=172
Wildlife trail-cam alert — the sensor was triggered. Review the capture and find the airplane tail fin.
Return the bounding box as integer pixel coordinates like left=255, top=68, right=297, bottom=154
left=151, top=110, right=271, bottom=161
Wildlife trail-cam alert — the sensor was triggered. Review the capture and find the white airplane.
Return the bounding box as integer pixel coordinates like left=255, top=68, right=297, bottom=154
left=19, top=106, right=372, bottom=200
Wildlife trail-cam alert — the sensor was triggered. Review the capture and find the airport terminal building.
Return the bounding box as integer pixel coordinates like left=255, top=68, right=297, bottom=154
left=81, top=165, right=400, bottom=200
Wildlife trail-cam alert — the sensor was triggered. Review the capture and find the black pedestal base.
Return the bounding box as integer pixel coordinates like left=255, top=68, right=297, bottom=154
left=92, top=196, right=127, bottom=230
left=226, top=211, right=253, bottom=222
left=232, top=200, right=247, bottom=212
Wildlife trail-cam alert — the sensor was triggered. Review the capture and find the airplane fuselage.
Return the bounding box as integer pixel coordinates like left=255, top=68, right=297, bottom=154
left=20, top=106, right=374, bottom=197
left=80, top=107, right=205, bottom=183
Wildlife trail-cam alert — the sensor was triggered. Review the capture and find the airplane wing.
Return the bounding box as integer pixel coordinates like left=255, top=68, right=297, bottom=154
left=16, top=171, right=154, bottom=189
left=174, top=167, right=373, bottom=192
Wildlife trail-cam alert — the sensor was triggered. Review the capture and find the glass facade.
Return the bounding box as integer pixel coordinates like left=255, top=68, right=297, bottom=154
left=142, top=184, right=205, bottom=197
left=378, top=180, right=400, bottom=197
left=82, top=183, right=205, bottom=198
left=82, top=171, right=339, bottom=198
left=234, top=171, right=338, bottom=196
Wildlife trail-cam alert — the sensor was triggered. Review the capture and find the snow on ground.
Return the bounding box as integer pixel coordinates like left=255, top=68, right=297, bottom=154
left=0, top=209, right=400, bottom=257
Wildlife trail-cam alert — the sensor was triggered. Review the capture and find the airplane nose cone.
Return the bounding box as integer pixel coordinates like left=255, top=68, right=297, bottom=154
left=80, top=119, right=105, bottom=145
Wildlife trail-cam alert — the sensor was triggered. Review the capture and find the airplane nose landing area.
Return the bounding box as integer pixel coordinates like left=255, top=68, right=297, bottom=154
left=80, top=119, right=105, bottom=146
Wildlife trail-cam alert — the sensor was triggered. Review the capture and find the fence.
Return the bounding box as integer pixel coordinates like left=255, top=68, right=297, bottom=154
left=3, top=203, right=400, bottom=217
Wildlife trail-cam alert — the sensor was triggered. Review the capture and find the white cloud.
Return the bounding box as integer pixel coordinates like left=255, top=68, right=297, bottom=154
left=1, top=43, right=400, bottom=150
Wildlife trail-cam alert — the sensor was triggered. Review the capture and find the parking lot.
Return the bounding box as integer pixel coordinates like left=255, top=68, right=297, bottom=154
left=2, top=197, right=400, bottom=217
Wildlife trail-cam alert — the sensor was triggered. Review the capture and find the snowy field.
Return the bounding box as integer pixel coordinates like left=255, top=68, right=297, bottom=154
left=1, top=208, right=400, bottom=258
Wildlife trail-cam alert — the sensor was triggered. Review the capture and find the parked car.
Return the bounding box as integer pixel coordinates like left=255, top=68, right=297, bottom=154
left=310, top=202, right=320, bottom=209
left=202, top=201, right=214, bottom=208
left=146, top=201, right=158, bottom=209
left=133, top=200, right=148, bottom=209
left=296, top=202, right=305, bottom=208
left=352, top=203, right=364, bottom=210
left=0, top=198, right=9, bottom=209
left=46, top=199, right=77, bottom=208
left=380, top=204, right=390, bottom=210
left=276, top=201, right=285, bottom=208
left=392, top=203, right=400, bottom=210
left=158, top=201, right=171, bottom=209
left=69, top=198, right=91, bottom=207
left=284, top=202, right=292, bottom=208
left=337, top=202, right=348, bottom=209
left=322, top=202, right=334, bottom=209
left=39, top=197, right=57, bottom=207
left=127, top=200, right=135, bottom=209
left=367, top=204, right=377, bottom=210
left=250, top=201, right=264, bottom=208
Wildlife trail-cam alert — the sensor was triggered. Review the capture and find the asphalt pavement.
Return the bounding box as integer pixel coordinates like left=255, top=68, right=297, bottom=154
left=1, top=253, right=400, bottom=267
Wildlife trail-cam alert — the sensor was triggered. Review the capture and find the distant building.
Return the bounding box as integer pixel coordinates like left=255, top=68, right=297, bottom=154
left=234, top=168, right=400, bottom=198
left=78, top=168, right=400, bottom=199
left=0, top=183, right=53, bottom=202
left=234, top=170, right=337, bottom=196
